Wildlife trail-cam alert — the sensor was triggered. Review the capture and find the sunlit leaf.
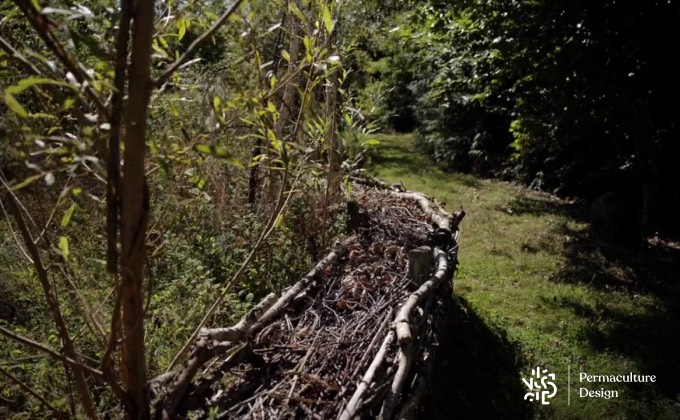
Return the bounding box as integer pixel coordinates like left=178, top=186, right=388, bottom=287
left=62, top=97, right=76, bottom=111
left=194, top=144, right=244, bottom=168
left=58, top=236, right=69, bottom=260
left=178, top=18, right=187, bottom=41
left=303, top=36, right=312, bottom=54
left=274, top=213, right=284, bottom=229
left=152, top=42, right=169, bottom=58
left=10, top=174, right=41, bottom=191
left=289, top=2, right=308, bottom=26
left=321, top=2, right=334, bottom=34
left=3, top=92, right=28, bottom=117
left=7, top=77, right=72, bottom=95
left=61, top=204, right=76, bottom=227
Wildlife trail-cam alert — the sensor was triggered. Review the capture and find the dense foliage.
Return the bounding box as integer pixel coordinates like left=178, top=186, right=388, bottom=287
left=375, top=0, right=680, bottom=236
left=1, top=0, right=371, bottom=416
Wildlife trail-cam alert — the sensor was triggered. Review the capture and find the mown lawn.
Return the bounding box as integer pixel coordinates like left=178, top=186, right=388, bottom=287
left=368, top=133, right=680, bottom=419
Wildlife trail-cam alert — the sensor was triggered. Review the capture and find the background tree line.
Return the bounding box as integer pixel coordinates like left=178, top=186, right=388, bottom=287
left=366, top=0, right=680, bottom=239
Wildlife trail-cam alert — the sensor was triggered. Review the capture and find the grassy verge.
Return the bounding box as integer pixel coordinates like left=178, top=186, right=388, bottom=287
left=368, top=133, right=680, bottom=419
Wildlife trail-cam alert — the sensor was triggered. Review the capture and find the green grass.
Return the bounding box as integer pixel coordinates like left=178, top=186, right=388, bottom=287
left=368, top=133, right=680, bottom=419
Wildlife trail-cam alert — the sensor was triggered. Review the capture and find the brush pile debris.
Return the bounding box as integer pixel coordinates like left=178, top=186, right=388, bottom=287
left=151, top=179, right=464, bottom=419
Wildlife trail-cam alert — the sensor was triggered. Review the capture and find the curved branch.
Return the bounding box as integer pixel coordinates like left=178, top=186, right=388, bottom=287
left=339, top=331, right=395, bottom=420
left=394, top=248, right=449, bottom=345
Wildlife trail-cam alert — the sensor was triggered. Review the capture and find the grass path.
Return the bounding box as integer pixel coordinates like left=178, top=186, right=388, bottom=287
left=368, top=133, right=680, bottom=419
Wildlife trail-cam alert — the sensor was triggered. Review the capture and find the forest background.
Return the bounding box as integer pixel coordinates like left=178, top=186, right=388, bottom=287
left=1, top=0, right=678, bottom=418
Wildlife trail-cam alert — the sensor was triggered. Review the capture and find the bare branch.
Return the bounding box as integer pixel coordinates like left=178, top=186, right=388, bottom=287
left=0, top=365, right=68, bottom=419
left=0, top=197, right=33, bottom=263
left=2, top=191, right=99, bottom=418
left=340, top=330, right=395, bottom=420
left=394, top=248, right=449, bottom=345
left=0, top=325, right=105, bottom=380
left=100, top=276, right=123, bottom=384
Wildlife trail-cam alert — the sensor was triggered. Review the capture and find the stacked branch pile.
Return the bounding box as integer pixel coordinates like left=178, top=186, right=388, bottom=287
left=150, top=177, right=465, bottom=419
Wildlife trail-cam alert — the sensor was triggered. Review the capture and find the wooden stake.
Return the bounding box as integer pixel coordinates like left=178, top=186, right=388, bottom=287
left=408, top=246, right=432, bottom=286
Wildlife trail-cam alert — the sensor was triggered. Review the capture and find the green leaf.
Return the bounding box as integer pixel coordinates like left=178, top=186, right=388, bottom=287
left=213, top=96, right=221, bottom=109
left=7, top=77, right=71, bottom=95
left=365, top=139, right=381, bottom=146
left=281, top=50, right=291, bottom=62
left=321, top=3, right=333, bottom=34
left=58, top=236, right=69, bottom=260
left=194, top=145, right=244, bottom=168
left=10, top=174, right=41, bottom=191
left=3, top=92, right=28, bottom=117
left=61, top=204, right=76, bottom=228
left=343, top=114, right=353, bottom=127
left=62, top=97, right=76, bottom=111
left=178, top=18, right=187, bottom=41
left=152, top=42, right=169, bottom=58
left=274, top=213, right=284, bottom=229
left=289, top=3, right=308, bottom=26
left=303, top=36, right=312, bottom=54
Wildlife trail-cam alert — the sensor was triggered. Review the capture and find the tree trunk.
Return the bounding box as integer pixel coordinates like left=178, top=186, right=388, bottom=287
left=120, top=0, right=154, bottom=417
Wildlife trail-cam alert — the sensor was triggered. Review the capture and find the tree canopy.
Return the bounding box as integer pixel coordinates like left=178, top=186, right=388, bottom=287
left=377, top=0, right=680, bottom=236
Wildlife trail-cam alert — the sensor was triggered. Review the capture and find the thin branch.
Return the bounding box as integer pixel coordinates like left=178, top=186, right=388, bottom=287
left=0, top=171, right=37, bottom=228
left=339, top=331, right=395, bottom=420
left=12, top=0, right=109, bottom=119
left=0, top=365, right=68, bottom=419
left=60, top=267, right=108, bottom=348
left=34, top=173, right=74, bottom=246
left=153, top=0, right=246, bottom=87
left=100, top=275, right=123, bottom=377
left=0, top=325, right=105, bottom=380
left=2, top=190, right=99, bottom=419
left=0, top=197, right=33, bottom=263
left=0, top=35, right=89, bottom=125
left=394, top=248, right=449, bottom=345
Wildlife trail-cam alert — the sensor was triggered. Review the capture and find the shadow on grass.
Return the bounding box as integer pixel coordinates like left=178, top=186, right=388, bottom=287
left=509, top=195, right=680, bottom=416
left=423, top=296, right=533, bottom=420
left=505, top=194, right=588, bottom=221
left=370, top=140, right=427, bottom=172
left=369, top=136, right=483, bottom=189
